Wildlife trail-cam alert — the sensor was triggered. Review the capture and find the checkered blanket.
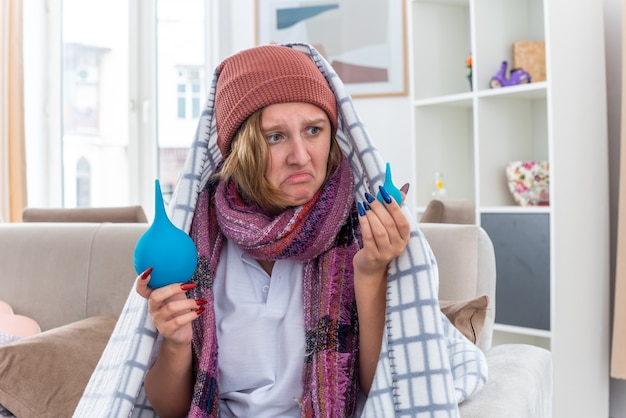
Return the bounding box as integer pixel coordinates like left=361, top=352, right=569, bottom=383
left=75, top=43, right=487, bottom=418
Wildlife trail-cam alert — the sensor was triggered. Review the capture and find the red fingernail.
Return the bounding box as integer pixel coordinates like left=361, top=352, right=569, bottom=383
left=140, top=267, right=153, bottom=280
left=196, top=307, right=206, bottom=315
left=196, top=299, right=208, bottom=306
left=181, top=283, right=197, bottom=291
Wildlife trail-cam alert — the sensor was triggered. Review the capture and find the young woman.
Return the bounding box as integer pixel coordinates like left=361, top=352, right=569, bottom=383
left=136, top=44, right=410, bottom=417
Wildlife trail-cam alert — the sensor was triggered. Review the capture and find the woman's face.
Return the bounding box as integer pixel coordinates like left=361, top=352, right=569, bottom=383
left=261, top=102, right=332, bottom=207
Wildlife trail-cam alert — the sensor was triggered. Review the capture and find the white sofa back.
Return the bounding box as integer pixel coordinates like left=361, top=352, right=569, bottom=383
left=1, top=223, right=148, bottom=331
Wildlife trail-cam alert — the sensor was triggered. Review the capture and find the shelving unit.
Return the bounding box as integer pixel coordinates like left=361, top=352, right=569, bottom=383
left=408, top=0, right=610, bottom=416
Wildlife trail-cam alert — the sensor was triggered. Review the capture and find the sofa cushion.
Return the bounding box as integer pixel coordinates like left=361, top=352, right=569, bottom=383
left=440, top=295, right=489, bottom=344
left=0, top=315, right=117, bottom=418
left=0, top=314, right=41, bottom=338
left=0, top=301, right=12, bottom=315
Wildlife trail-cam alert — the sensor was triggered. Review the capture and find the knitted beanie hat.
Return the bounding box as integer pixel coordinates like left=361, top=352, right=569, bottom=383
left=214, top=45, right=338, bottom=157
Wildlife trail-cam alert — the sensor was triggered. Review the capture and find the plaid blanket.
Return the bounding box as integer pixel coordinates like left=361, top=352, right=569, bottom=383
left=75, top=43, right=487, bottom=418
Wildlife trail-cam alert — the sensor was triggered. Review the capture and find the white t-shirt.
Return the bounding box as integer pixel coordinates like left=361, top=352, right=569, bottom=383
left=213, top=239, right=305, bottom=417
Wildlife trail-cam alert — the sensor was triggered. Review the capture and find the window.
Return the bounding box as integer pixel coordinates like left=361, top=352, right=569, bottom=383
left=64, top=43, right=104, bottom=134
left=76, top=157, right=92, bottom=207
left=156, top=1, right=207, bottom=199
left=61, top=0, right=131, bottom=207
left=24, top=0, right=210, bottom=210
left=176, top=66, right=203, bottom=120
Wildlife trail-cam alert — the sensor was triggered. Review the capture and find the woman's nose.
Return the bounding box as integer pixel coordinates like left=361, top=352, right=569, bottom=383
left=287, top=137, right=310, bottom=164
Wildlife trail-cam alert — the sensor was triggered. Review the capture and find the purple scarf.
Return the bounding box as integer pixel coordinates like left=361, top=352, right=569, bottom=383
left=187, top=158, right=361, bottom=417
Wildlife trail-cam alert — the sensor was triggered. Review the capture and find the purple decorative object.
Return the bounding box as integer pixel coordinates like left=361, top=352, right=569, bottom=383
left=489, top=61, right=531, bottom=88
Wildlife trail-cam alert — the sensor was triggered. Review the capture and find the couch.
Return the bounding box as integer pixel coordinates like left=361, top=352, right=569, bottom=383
left=0, top=222, right=552, bottom=417
left=420, top=199, right=476, bottom=224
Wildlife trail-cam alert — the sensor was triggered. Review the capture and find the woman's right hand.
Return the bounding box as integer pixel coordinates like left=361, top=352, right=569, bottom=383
left=135, top=267, right=206, bottom=346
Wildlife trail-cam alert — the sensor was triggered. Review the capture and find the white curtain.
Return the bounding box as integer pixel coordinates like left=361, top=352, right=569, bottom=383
left=611, top=2, right=626, bottom=379
left=0, top=0, right=27, bottom=222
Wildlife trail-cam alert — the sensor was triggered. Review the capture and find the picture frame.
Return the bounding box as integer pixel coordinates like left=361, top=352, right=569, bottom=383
left=255, top=0, right=408, bottom=98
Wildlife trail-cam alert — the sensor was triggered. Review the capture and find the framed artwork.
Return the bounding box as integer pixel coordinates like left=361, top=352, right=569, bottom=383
left=256, top=0, right=408, bottom=98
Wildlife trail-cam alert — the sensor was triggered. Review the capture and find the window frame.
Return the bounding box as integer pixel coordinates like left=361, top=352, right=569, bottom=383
left=24, top=0, right=216, bottom=215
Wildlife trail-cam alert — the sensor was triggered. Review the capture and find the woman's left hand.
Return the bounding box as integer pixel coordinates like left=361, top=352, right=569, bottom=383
left=353, top=184, right=411, bottom=277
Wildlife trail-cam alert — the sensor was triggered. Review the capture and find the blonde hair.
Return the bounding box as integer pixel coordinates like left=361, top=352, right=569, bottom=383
left=216, top=108, right=343, bottom=214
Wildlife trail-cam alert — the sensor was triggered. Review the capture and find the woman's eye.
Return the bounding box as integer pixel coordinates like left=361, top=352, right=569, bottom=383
left=266, top=133, right=281, bottom=143
left=307, top=126, right=320, bottom=135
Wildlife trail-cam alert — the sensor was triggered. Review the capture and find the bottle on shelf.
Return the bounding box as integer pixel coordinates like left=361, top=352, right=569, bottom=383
left=466, top=53, right=473, bottom=90
left=431, top=172, right=447, bottom=200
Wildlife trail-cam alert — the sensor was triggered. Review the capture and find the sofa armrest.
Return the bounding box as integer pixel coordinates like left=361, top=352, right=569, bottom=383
left=459, top=344, right=553, bottom=417
left=419, top=223, right=496, bottom=351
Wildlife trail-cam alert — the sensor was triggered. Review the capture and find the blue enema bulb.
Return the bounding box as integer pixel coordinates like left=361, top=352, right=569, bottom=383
left=377, top=162, right=403, bottom=205
left=133, top=179, right=198, bottom=289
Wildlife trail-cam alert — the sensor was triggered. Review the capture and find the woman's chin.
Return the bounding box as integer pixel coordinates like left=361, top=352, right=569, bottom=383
left=284, top=192, right=315, bottom=207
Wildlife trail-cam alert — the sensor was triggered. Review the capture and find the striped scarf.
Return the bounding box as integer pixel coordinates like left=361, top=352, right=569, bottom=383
left=187, top=157, right=361, bottom=417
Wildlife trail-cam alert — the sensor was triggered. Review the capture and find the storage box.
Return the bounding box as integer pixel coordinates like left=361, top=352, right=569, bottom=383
left=513, top=41, right=546, bottom=82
